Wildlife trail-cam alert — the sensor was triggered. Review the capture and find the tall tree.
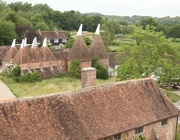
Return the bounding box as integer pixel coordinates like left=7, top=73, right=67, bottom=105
left=0, top=20, right=17, bottom=45
left=116, top=27, right=180, bottom=85
left=137, top=17, right=158, bottom=30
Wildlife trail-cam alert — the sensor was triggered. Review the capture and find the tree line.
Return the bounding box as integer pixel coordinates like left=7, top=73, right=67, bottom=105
left=0, top=1, right=180, bottom=46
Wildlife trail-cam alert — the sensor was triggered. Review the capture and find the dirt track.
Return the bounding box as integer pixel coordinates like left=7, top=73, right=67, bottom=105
left=0, top=80, right=15, bottom=100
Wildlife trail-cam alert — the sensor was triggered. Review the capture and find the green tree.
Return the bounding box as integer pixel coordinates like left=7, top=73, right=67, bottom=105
left=167, top=24, right=180, bottom=38
left=137, top=17, right=158, bottom=30
left=68, top=60, right=81, bottom=79
left=65, top=37, right=74, bottom=48
left=116, top=27, right=180, bottom=85
left=0, top=20, right=17, bottom=45
left=92, top=57, right=109, bottom=79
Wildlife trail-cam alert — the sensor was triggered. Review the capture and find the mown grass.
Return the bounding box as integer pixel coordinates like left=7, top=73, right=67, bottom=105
left=161, top=89, right=180, bottom=103
left=0, top=74, right=116, bottom=97
left=110, top=39, right=136, bottom=52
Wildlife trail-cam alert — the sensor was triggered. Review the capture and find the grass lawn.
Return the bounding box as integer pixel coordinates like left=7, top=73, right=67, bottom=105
left=1, top=73, right=180, bottom=104
left=161, top=89, right=180, bottom=103
left=0, top=74, right=116, bottom=97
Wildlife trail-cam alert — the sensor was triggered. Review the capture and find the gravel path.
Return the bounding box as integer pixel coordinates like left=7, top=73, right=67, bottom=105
left=0, top=80, right=15, bottom=100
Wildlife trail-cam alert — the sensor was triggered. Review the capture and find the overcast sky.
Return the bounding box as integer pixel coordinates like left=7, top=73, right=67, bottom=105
left=5, top=0, right=180, bottom=17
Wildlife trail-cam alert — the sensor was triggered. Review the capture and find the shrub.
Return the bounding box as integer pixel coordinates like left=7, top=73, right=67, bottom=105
left=11, top=65, right=21, bottom=77
left=92, top=57, right=109, bottom=79
left=68, top=60, right=81, bottom=79
left=15, top=71, right=42, bottom=83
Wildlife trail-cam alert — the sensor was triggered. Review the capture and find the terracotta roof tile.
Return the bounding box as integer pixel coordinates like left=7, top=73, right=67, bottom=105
left=67, top=36, right=91, bottom=61
left=39, top=47, right=57, bottom=61
left=12, top=47, right=32, bottom=64
left=36, top=31, right=68, bottom=41
left=3, top=47, right=17, bottom=62
left=0, top=78, right=178, bottom=139
left=0, top=47, right=9, bottom=60
left=89, top=34, right=108, bottom=59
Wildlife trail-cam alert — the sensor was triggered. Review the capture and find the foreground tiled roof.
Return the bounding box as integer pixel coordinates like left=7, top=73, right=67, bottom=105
left=0, top=78, right=178, bottom=139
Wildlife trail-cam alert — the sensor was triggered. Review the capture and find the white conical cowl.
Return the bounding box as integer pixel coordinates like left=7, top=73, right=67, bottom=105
left=77, top=24, right=83, bottom=36
left=95, top=24, right=100, bottom=35
left=34, top=37, right=38, bottom=47
left=31, top=39, right=35, bottom=48
left=11, top=39, right=16, bottom=48
left=42, top=38, right=47, bottom=47
left=24, top=38, right=27, bottom=47
left=20, top=39, right=24, bottom=48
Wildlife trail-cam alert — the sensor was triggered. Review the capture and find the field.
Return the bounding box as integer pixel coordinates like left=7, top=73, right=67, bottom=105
left=0, top=74, right=116, bottom=97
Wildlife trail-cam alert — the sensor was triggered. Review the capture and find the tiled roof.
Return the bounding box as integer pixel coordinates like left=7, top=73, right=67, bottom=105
left=12, top=47, right=32, bottom=64
left=52, top=50, right=70, bottom=60
left=89, top=34, right=109, bottom=59
left=0, top=78, right=178, bottom=139
left=108, top=52, right=118, bottom=67
left=36, top=31, right=68, bottom=41
left=0, top=47, right=9, bottom=60
left=3, top=47, right=17, bottom=62
left=30, top=47, right=44, bottom=63
left=67, top=36, right=91, bottom=61
left=39, top=47, right=57, bottom=61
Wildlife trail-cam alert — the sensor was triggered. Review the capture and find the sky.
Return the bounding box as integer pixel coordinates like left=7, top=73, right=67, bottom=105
left=5, top=0, right=180, bottom=17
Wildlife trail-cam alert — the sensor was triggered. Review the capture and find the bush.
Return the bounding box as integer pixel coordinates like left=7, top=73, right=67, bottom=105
left=92, top=57, right=109, bottom=79
left=68, top=60, right=81, bottom=79
left=15, top=71, right=42, bottom=83
left=4, top=64, right=20, bottom=77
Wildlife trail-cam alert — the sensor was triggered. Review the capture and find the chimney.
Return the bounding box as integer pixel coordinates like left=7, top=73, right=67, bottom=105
left=81, top=67, right=96, bottom=88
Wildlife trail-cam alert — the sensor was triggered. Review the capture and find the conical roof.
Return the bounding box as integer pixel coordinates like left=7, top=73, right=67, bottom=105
left=67, top=24, right=91, bottom=61
left=89, top=24, right=108, bottom=59
left=30, top=39, right=44, bottom=63
left=39, top=38, right=57, bottom=61
left=3, top=39, right=18, bottom=62
left=12, top=40, right=32, bottom=64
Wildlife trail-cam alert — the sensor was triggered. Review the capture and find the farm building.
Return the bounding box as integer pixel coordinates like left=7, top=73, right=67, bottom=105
left=0, top=24, right=115, bottom=77
left=0, top=77, right=178, bottom=140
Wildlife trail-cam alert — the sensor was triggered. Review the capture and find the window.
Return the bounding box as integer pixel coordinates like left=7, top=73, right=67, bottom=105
left=114, top=133, right=121, bottom=140
left=162, top=119, right=167, bottom=125
left=62, top=39, right=66, bottom=42
left=54, top=39, right=58, bottom=43
left=135, top=127, right=143, bottom=134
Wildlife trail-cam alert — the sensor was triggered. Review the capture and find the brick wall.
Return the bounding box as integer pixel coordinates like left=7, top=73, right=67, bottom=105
left=99, top=58, right=109, bottom=66
left=107, top=117, right=177, bottom=140
left=81, top=67, right=96, bottom=88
